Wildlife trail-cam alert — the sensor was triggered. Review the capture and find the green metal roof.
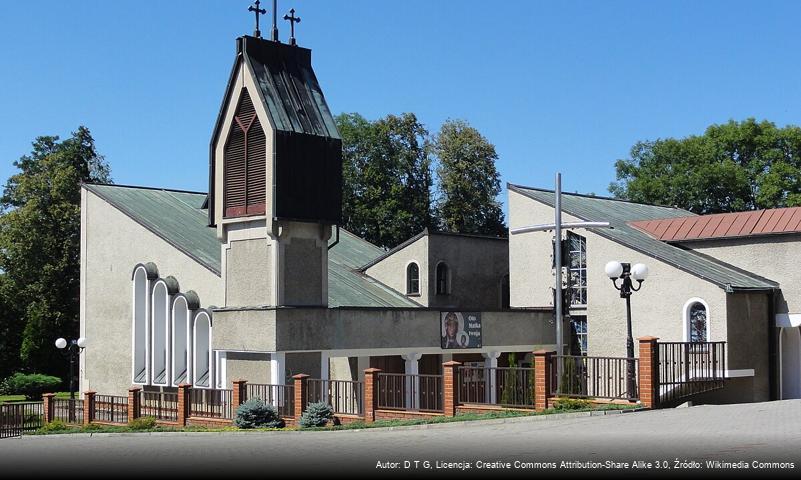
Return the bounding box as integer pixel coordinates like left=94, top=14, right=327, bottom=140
left=509, top=184, right=779, bottom=292
left=85, top=184, right=418, bottom=308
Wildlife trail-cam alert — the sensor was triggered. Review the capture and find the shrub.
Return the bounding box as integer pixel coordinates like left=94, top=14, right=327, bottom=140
left=39, top=419, right=68, bottom=433
left=234, top=398, right=284, bottom=429
left=299, top=402, right=333, bottom=428
left=128, top=416, right=157, bottom=430
left=551, top=397, right=592, bottom=411
left=2, top=373, right=62, bottom=400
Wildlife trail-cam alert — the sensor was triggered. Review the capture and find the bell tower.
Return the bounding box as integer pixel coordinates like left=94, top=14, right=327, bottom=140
left=208, top=34, right=342, bottom=308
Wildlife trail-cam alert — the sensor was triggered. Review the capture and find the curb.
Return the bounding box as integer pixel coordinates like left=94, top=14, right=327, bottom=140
left=16, top=408, right=647, bottom=439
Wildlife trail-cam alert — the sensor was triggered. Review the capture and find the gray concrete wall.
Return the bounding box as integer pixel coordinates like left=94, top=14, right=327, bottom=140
left=286, top=352, right=322, bottom=379
left=225, top=352, right=271, bottom=387
left=225, top=238, right=272, bottom=307
left=427, top=235, right=509, bottom=310
left=724, top=291, right=771, bottom=402
left=365, top=235, right=429, bottom=304
left=283, top=236, right=325, bottom=306
left=212, top=307, right=554, bottom=353
left=683, top=235, right=798, bottom=314
left=80, top=189, right=224, bottom=396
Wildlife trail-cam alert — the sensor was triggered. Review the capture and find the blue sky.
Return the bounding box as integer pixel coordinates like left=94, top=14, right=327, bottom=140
left=1, top=0, right=800, bottom=209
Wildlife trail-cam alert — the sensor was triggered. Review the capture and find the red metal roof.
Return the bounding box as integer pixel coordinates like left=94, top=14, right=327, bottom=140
left=629, top=207, right=801, bottom=242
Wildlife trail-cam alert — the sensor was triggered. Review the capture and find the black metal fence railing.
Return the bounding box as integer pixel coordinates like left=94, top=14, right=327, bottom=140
left=551, top=355, right=640, bottom=402
left=457, top=366, right=536, bottom=408
left=245, top=384, right=295, bottom=418
left=189, top=388, right=233, bottom=419
left=140, top=391, right=179, bottom=421
left=376, top=373, right=443, bottom=413
left=0, top=402, right=43, bottom=438
left=93, top=395, right=128, bottom=424
left=52, top=398, right=84, bottom=424
left=307, top=379, right=364, bottom=416
left=657, top=341, right=726, bottom=405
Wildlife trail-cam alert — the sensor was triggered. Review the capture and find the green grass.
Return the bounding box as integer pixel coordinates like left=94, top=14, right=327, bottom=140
left=0, top=392, right=71, bottom=404
left=28, top=403, right=643, bottom=435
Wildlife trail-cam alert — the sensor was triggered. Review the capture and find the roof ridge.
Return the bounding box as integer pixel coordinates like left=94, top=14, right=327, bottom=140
left=507, top=183, right=692, bottom=213
left=84, top=182, right=207, bottom=196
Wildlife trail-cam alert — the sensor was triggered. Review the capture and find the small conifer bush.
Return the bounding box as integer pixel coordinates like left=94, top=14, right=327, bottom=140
left=299, top=402, right=333, bottom=428
left=234, top=398, right=284, bottom=429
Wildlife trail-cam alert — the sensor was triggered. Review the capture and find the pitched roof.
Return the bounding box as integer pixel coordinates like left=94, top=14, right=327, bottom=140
left=508, top=184, right=779, bottom=292
left=629, top=207, right=801, bottom=242
left=84, top=184, right=418, bottom=308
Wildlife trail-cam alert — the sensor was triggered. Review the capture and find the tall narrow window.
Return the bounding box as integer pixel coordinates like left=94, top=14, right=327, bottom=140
left=406, top=263, right=420, bottom=295
left=224, top=89, right=267, bottom=218
left=436, top=262, right=449, bottom=295
left=151, top=280, right=170, bottom=386
left=132, top=266, right=150, bottom=384
left=688, top=302, right=708, bottom=343
left=567, top=232, right=587, bottom=306
left=193, top=310, right=212, bottom=388
left=171, top=295, right=192, bottom=386
left=570, top=315, right=588, bottom=356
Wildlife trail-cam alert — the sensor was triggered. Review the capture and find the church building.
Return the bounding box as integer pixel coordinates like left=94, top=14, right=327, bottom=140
left=79, top=31, right=552, bottom=397
left=79, top=17, right=800, bottom=408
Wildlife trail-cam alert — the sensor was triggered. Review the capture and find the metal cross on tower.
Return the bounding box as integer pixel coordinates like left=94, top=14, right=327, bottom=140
left=249, top=0, right=267, bottom=38
left=284, top=8, right=301, bottom=46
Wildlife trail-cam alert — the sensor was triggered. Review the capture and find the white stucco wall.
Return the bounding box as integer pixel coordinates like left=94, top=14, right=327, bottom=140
left=365, top=235, right=429, bottom=304
left=80, top=188, right=224, bottom=396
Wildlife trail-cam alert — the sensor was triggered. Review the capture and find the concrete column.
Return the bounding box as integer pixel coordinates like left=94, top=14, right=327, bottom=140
left=320, top=351, right=330, bottom=381
left=271, top=352, right=286, bottom=410
left=402, top=352, right=422, bottom=410
left=482, top=351, right=501, bottom=404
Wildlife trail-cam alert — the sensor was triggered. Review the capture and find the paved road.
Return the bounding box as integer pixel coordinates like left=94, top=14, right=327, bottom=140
left=2, top=400, right=799, bottom=477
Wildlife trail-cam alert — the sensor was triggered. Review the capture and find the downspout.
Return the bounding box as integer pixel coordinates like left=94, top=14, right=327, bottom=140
left=327, top=225, right=340, bottom=250
left=768, top=289, right=778, bottom=400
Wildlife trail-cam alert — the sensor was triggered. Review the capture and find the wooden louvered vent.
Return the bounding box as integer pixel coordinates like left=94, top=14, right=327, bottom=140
left=224, top=89, right=267, bottom=218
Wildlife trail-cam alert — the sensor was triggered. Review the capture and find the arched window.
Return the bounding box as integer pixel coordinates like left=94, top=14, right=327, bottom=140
left=684, top=299, right=709, bottom=343
left=436, top=262, right=449, bottom=295
left=131, top=264, right=156, bottom=385
left=151, top=280, right=170, bottom=386
left=406, top=262, right=420, bottom=295
left=193, top=310, right=213, bottom=388
left=171, top=296, right=191, bottom=386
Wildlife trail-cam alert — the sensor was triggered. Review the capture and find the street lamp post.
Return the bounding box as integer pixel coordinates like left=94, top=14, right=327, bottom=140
left=604, top=261, right=649, bottom=400
left=55, top=337, right=87, bottom=400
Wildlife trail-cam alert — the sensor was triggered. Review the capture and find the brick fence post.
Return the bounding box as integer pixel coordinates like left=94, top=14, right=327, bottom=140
left=83, top=391, right=96, bottom=426
left=638, top=336, right=660, bottom=409
left=42, top=393, right=55, bottom=423
left=232, top=379, right=247, bottom=411
left=293, top=374, right=310, bottom=422
left=177, top=384, right=191, bottom=426
left=442, top=361, right=461, bottom=417
left=534, top=350, right=555, bottom=411
left=363, top=368, right=381, bottom=423
left=127, top=387, right=141, bottom=422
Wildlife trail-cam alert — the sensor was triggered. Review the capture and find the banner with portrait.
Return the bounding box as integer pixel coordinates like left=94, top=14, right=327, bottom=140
left=440, top=311, right=482, bottom=349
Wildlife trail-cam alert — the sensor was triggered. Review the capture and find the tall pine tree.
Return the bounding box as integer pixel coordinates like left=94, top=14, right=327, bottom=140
left=0, top=126, right=111, bottom=380
left=434, top=119, right=505, bottom=236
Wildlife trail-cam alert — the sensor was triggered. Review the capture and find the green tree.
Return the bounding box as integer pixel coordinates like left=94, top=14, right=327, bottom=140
left=0, top=126, right=110, bottom=379
left=336, top=112, right=433, bottom=248
left=434, top=119, right=506, bottom=236
left=609, top=118, right=801, bottom=213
